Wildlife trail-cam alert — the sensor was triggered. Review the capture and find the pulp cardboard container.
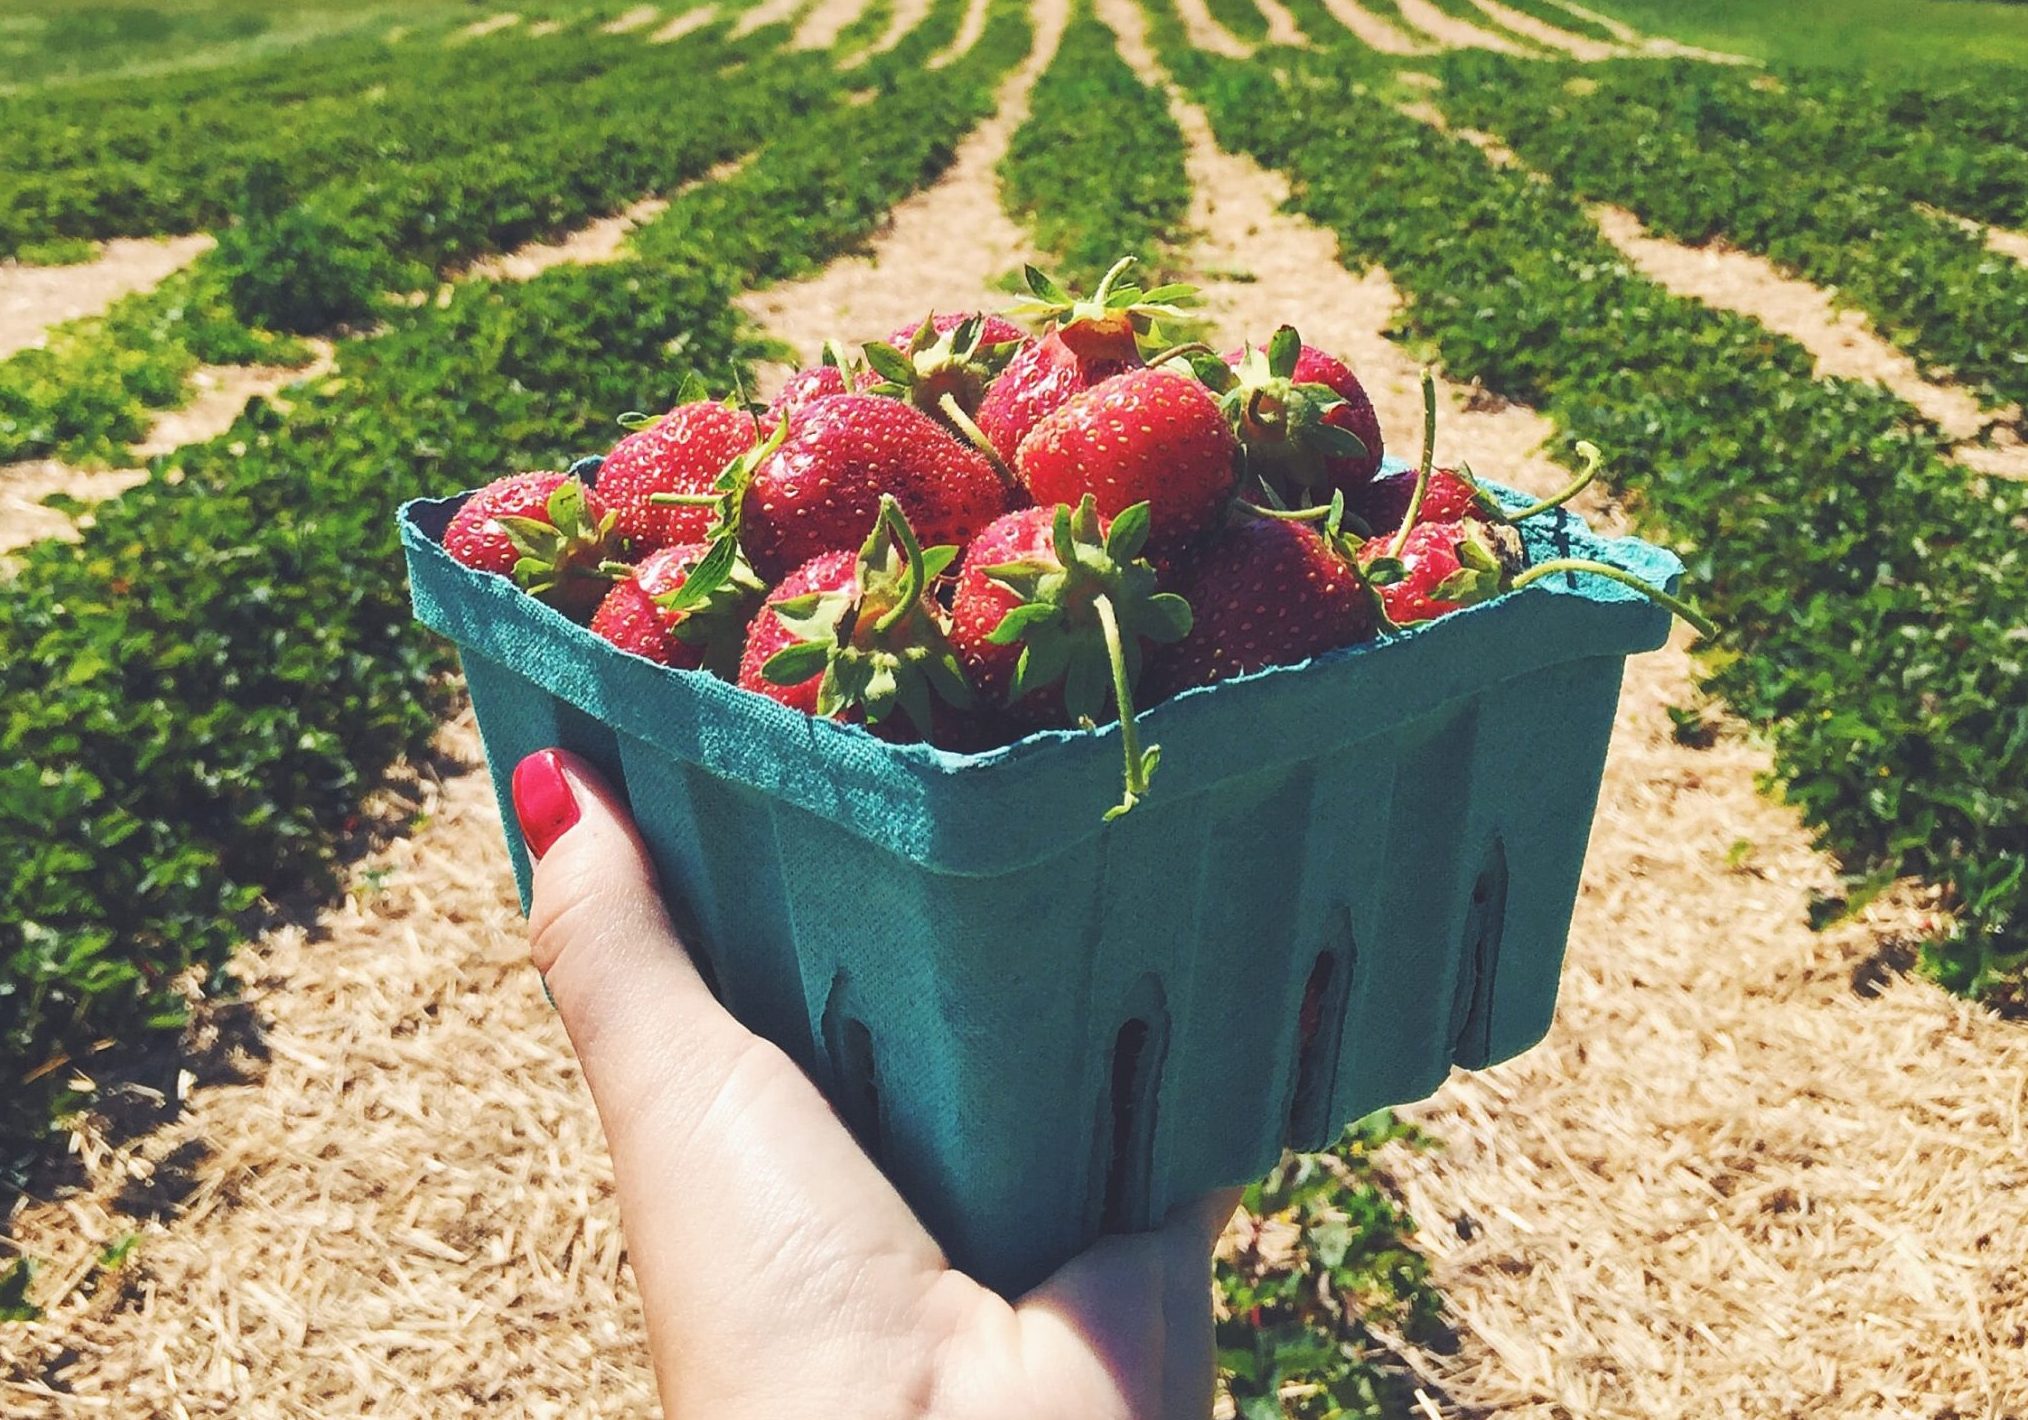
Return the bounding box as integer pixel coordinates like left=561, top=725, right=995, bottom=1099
left=401, top=464, right=1680, bottom=1295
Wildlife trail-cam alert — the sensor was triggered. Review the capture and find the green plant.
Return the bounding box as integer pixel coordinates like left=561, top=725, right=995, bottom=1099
left=1433, top=51, right=2028, bottom=415
left=1217, top=1114, right=1447, bottom=1418
left=999, top=1, right=1189, bottom=286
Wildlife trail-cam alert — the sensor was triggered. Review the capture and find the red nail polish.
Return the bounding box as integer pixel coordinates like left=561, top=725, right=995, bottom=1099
left=512, top=750, right=580, bottom=859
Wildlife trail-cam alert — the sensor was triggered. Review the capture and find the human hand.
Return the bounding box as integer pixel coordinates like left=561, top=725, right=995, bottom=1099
left=510, top=748, right=1240, bottom=1420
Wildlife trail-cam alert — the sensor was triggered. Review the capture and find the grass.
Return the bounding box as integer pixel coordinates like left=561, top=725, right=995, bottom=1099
left=1580, top=0, right=2028, bottom=73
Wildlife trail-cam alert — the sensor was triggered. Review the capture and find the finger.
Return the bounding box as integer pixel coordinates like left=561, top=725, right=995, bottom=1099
left=510, top=750, right=949, bottom=1390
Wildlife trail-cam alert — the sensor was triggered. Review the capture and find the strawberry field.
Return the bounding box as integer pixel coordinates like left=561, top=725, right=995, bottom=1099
left=4, top=0, right=2028, bottom=1414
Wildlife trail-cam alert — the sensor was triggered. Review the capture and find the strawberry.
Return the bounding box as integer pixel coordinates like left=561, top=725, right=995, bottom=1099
left=589, top=541, right=763, bottom=676
left=885, top=312, right=1028, bottom=350
left=595, top=398, right=758, bottom=553
left=1150, top=513, right=1378, bottom=697
left=1357, top=518, right=1525, bottom=626
left=950, top=497, right=1191, bottom=816
left=766, top=347, right=859, bottom=430
left=737, top=497, right=974, bottom=745
left=1017, top=367, right=1239, bottom=548
left=737, top=392, right=1009, bottom=583
left=1359, top=514, right=1716, bottom=638
left=443, top=470, right=615, bottom=619
left=1216, top=327, right=1382, bottom=504
left=1347, top=466, right=1496, bottom=537
left=975, top=259, right=1193, bottom=465
left=862, top=314, right=1028, bottom=442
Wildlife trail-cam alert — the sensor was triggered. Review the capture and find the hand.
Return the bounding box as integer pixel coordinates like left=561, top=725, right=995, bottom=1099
left=511, top=748, right=1240, bottom=1420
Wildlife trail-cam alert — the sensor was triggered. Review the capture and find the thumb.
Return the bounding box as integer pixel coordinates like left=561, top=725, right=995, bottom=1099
left=510, top=748, right=744, bottom=1117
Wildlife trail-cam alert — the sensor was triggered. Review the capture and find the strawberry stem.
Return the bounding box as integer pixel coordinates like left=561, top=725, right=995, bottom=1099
left=938, top=391, right=1020, bottom=494
left=1508, top=440, right=1604, bottom=521
left=1141, top=339, right=1217, bottom=368
left=1388, top=369, right=1439, bottom=561
left=1092, top=255, right=1137, bottom=307
left=1095, top=593, right=1157, bottom=821
left=649, top=492, right=723, bottom=506
left=1509, top=558, right=1717, bottom=639
left=874, top=497, right=928, bottom=635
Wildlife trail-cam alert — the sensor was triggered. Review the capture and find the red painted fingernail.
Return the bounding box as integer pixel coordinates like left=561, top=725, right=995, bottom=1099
left=512, top=750, right=580, bottom=859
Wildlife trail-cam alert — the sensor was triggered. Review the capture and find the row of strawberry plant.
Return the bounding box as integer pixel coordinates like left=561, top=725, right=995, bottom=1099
left=1204, top=0, right=1271, bottom=43
left=1430, top=52, right=2028, bottom=417
left=0, top=19, right=831, bottom=465
left=1153, top=11, right=2028, bottom=998
left=216, top=19, right=835, bottom=331
left=1487, top=0, right=1616, bottom=42
left=0, top=261, right=312, bottom=465
left=0, top=0, right=1034, bottom=1162
left=997, top=0, right=1190, bottom=286
left=0, top=25, right=649, bottom=256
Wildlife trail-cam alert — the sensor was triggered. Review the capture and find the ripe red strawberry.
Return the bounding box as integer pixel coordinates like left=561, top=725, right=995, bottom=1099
left=863, top=313, right=1029, bottom=432
left=1347, top=466, right=1494, bottom=537
left=589, top=542, right=763, bottom=675
left=885, top=312, right=1027, bottom=349
left=1017, top=367, right=1239, bottom=547
left=1150, top=515, right=1377, bottom=697
left=738, top=392, right=1009, bottom=583
left=443, top=470, right=614, bottom=619
left=951, top=499, right=1189, bottom=727
left=737, top=497, right=975, bottom=745
left=767, top=362, right=851, bottom=429
left=595, top=400, right=757, bottom=552
left=1219, top=329, right=1383, bottom=503
left=975, top=259, right=1191, bottom=465
left=950, top=498, right=1190, bottom=816
left=1357, top=519, right=1524, bottom=626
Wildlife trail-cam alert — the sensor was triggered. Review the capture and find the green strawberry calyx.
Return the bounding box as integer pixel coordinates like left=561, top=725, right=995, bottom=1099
left=1212, top=325, right=1367, bottom=506
left=760, top=496, right=974, bottom=738
left=598, top=550, right=768, bottom=680
left=860, top=315, right=1022, bottom=490
left=981, top=496, right=1193, bottom=820
left=494, top=476, right=619, bottom=608
left=1003, top=256, right=1196, bottom=350
left=643, top=414, right=784, bottom=605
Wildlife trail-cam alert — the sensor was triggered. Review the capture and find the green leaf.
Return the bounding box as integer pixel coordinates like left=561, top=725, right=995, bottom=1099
left=1267, top=324, right=1302, bottom=379
left=861, top=340, right=915, bottom=384
left=762, top=641, right=832, bottom=687
left=1105, top=501, right=1153, bottom=560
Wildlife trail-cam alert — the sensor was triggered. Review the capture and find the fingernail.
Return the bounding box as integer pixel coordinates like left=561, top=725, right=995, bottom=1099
left=512, top=750, right=580, bottom=859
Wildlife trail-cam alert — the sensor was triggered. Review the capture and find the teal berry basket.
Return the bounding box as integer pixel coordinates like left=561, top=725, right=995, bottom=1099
left=401, top=461, right=1681, bottom=1296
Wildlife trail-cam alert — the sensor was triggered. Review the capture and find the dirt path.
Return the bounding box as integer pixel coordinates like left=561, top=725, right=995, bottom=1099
left=599, top=3, right=662, bottom=33
left=1402, top=97, right=2027, bottom=479
left=1317, top=0, right=1435, bottom=54
left=1922, top=203, right=2028, bottom=268
left=0, top=461, right=151, bottom=559
left=0, top=723, right=661, bottom=1417
left=650, top=5, right=717, bottom=41
left=860, top=0, right=934, bottom=53
left=0, top=235, right=214, bottom=362
left=1168, top=0, right=1254, bottom=57
left=1392, top=0, right=1534, bottom=54
left=736, top=0, right=1072, bottom=382
left=791, top=0, right=868, bottom=48
left=452, top=12, right=523, bottom=40
left=733, top=0, right=805, bottom=34
left=1588, top=204, right=2027, bottom=478
left=1097, top=4, right=2028, bottom=1414
left=1469, top=0, right=1620, bottom=58
left=932, top=0, right=994, bottom=64
left=466, top=197, right=673, bottom=281
left=1253, top=0, right=1311, bottom=47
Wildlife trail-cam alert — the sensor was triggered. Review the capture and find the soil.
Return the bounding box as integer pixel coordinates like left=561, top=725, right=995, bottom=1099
left=0, top=235, right=213, bottom=362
